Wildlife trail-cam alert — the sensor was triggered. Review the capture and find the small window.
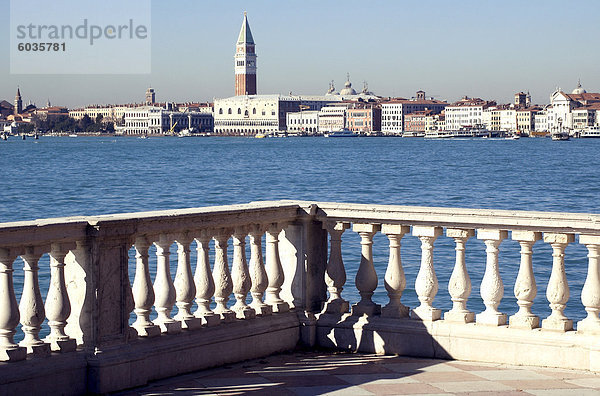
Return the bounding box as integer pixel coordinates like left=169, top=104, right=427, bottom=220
left=238, top=108, right=241, bottom=114
left=228, top=108, right=232, bottom=114
left=219, top=108, right=223, bottom=114
left=253, top=108, right=256, bottom=114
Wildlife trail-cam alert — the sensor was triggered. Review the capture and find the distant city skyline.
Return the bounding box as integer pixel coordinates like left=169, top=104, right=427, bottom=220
left=1, top=0, right=599, bottom=108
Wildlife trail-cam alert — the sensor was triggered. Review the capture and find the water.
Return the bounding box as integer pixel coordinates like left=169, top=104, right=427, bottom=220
left=1, top=136, right=598, bottom=338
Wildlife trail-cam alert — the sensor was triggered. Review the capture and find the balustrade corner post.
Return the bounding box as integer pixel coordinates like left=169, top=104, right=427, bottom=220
left=45, top=243, right=77, bottom=352
left=88, top=226, right=139, bottom=350
left=381, top=224, right=411, bottom=318
left=19, top=247, right=51, bottom=356
left=265, top=223, right=290, bottom=313
left=212, top=230, right=237, bottom=321
left=231, top=228, right=255, bottom=319
left=476, top=229, right=508, bottom=326
left=132, top=236, right=161, bottom=337
left=577, top=235, right=600, bottom=334
left=248, top=225, right=272, bottom=316
left=321, top=221, right=350, bottom=315
left=509, top=231, right=542, bottom=329
left=153, top=235, right=182, bottom=334
left=542, top=233, right=574, bottom=332
left=0, top=248, right=27, bottom=362
left=411, top=226, right=443, bottom=321
left=444, top=228, right=475, bottom=323
left=193, top=232, right=220, bottom=326
left=351, top=223, right=381, bottom=317
left=174, top=234, right=202, bottom=330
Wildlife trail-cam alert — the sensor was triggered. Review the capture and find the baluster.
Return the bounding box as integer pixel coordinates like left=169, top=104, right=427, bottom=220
left=153, top=236, right=181, bottom=334
left=381, top=224, right=410, bottom=318
left=231, top=228, right=255, bottom=319
left=476, top=229, right=508, bottom=325
left=509, top=231, right=542, bottom=329
left=45, top=243, right=77, bottom=352
left=248, top=225, right=272, bottom=316
left=213, top=231, right=236, bottom=321
left=577, top=235, right=600, bottom=334
left=411, top=226, right=442, bottom=321
left=351, top=223, right=381, bottom=316
left=131, top=237, right=160, bottom=337
left=174, top=234, right=202, bottom=329
left=193, top=231, right=220, bottom=326
left=265, top=223, right=289, bottom=313
left=321, top=221, right=350, bottom=314
left=444, top=228, right=475, bottom=323
left=542, top=233, right=574, bottom=331
left=19, top=247, right=51, bottom=355
left=0, top=248, right=27, bottom=361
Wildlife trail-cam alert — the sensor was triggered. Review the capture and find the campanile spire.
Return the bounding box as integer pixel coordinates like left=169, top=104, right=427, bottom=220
left=235, top=12, right=257, bottom=96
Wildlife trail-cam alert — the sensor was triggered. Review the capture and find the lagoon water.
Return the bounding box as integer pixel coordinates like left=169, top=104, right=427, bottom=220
left=2, top=136, right=600, bottom=336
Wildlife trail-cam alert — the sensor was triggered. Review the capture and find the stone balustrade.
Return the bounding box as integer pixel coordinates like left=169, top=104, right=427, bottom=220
left=2, top=200, right=600, bottom=394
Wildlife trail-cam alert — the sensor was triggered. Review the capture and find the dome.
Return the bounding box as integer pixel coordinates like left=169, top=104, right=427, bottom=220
left=572, top=80, right=587, bottom=94
left=339, top=74, right=357, bottom=96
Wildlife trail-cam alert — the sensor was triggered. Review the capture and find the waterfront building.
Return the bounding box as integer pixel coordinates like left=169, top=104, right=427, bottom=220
left=573, top=105, right=600, bottom=130
left=69, top=105, right=138, bottom=123
left=213, top=94, right=347, bottom=135
left=499, top=107, right=517, bottom=132
left=546, top=81, right=600, bottom=133
left=346, top=102, right=381, bottom=133
left=403, top=109, right=436, bottom=135
left=34, top=106, right=69, bottom=121
left=116, top=106, right=213, bottom=135
left=235, top=12, right=257, bottom=96
left=0, top=100, right=13, bottom=118
left=534, top=110, right=548, bottom=133
left=516, top=107, right=540, bottom=135
left=381, top=92, right=447, bottom=135
left=444, top=97, right=495, bottom=131
left=286, top=110, right=319, bottom=134
left=318, top=103, right=352, bottom=133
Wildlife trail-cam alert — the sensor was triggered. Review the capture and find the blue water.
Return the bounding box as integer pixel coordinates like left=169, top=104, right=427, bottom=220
left=1, top=136, right=599, bottom=338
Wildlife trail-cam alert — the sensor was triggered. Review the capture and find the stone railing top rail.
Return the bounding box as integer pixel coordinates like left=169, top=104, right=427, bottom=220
left=1, top=200, right=600, bottom=248
left=0, top=201, right=307, bottom=248
left=308, top=201, right=600, bottom=234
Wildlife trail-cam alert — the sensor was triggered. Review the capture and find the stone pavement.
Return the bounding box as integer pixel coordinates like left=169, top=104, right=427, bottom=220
left=116, top=350, right=600, bottom=395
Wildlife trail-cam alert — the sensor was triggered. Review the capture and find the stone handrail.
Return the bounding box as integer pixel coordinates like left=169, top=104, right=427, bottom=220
left=2, top=200, right=600, bottom=394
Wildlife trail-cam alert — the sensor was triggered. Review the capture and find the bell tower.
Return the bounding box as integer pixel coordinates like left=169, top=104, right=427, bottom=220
left=235, top=12, right=257, bottom=96
left=14, top=87, right=22, bottom=115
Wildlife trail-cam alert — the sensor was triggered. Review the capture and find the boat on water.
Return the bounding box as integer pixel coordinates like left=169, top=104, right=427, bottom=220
left=255, top=133, right=266, bottom=138
left=580, top=126, right=600, bottom=138
left=505, top=134, right=520, bottom=140
left=68, top=134, right=78, bottom=138
left=324, top=129, right=358, bottom=138
left=551, top=131, right=570, bottom=141
left=177, top=128, right=194, bottom=138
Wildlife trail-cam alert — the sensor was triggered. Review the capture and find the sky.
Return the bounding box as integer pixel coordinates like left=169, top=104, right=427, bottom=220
left=1, top=0, right=599, bottom=108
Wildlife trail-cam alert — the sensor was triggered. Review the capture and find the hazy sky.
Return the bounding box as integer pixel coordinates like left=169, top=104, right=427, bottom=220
left=1, top=0, right=599, bottom=108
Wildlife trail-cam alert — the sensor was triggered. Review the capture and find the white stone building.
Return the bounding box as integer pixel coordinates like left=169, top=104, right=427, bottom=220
left=381, top=94, right=447, bottom=135
left=318, top=105, right=349, bottom=133
left=116, top=106, right=213, bottom=135
left=499, top=108, right=517, bottom=132
left=213, top=95, right=346, bottom=135
left=444, top=97, right=495, bottom=131
left=534, top=110, right=548, bottom=133
left=545, top=82, right=600, bottom=133
left=286, top=111, right=319, bottom=134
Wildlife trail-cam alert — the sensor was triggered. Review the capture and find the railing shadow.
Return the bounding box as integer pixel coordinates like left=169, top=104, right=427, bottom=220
left=112, top=348, right=458, bottom=395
